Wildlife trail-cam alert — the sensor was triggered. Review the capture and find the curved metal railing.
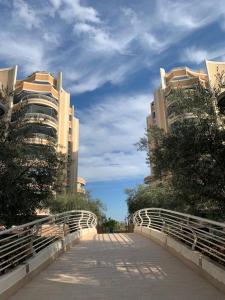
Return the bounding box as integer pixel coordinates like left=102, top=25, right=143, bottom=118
left=133, top=208, right=225, bottom=265
left=21, top=93, right=58, bottom=106
left=0, top=210, right=97, bottom=275
left=25, top=112, right=58, bottom=123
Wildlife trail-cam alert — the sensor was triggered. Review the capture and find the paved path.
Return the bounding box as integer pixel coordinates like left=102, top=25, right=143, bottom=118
left=10, top=233, right=224, bottom=300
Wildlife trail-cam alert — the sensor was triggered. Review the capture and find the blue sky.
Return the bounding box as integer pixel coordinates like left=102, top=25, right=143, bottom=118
left=1, top=0, right=225, bottom=220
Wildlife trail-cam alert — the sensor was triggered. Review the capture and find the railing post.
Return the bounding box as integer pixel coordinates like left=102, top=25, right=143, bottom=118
left=87, top=213, right=91, bottom=228
left=145, top=210, right=151, bottom=228
left=63, top=213, right=67, bottom=237
left=138, top=210, right=143, bottom=226
left=192, top=231, right=197, bottom=250
left=78, top=212, right=84, bottom=230
left=29, top=227, right=36, bottom=256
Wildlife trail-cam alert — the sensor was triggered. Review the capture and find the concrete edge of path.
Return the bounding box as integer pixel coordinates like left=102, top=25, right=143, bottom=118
left=134, top=226, right=225, bottom=295
left=0, top=228, right=97, bottom=300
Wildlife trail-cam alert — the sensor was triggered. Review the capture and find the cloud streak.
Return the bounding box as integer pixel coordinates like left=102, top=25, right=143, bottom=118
left=2, top=0, right=225, bottom=93
left=78, top=93, right=150, bottom=181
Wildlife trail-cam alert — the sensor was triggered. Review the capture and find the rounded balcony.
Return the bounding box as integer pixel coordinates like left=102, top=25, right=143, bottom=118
left=25, top=124, right=57, bottom=145
left=15, top=81, right=59, bottom=100
left=12, top=103, right=58, bottom=129
left=14, top=92, right=58, bottom=111
left=24, top=104, right=58, bottom=130
left=25, top=113, right=58, bottom=130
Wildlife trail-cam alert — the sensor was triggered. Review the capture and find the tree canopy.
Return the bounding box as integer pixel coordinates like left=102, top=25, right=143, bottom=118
left=0, top=107, right=65, bottom=226
left=135, top=82, right=225, bottom=220
left=50, top=191, right=106, bottom=221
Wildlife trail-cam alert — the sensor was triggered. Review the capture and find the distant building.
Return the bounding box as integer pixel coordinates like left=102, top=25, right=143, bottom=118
left=77, top=177, right=86, bottom=194
left=145, top=60, right=225, bottom=184
left=0, top=66, right=84, bottom=192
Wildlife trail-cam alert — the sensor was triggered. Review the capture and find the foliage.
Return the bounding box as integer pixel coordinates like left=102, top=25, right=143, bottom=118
left=102, top=217, right=120, bottom=232
left=0, top=106, right=65, bottom=226
left=126, top=182, right=183, bottom=215
left=136, top=82, right=225, bottom=220
left=50, top=191, right=106, bottom=221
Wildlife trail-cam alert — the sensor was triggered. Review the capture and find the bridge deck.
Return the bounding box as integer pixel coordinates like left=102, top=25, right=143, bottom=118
left=10, top=233, right=224, bottom=300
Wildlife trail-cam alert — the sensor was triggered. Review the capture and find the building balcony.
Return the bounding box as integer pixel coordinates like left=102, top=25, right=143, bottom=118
left=167, top=112, right=194, bottom=126
left=20, top=93, right=58, bottom=110
left=25, top=133, right=54, bottom=145
left=77, top=177, right=86, bottom=185
left=20, top=72, right=55, bottom=86
left=164, top=78, right=201, bottom=96
left=23, top=113, right=58, bottom=132
left=15, top=81, right=59, bottom=100
left=77, top=177, right=86, bottom=193
left=77, top=187, right=86, bottom=194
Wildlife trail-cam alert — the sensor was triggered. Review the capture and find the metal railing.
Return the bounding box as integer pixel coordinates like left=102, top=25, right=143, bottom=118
left=25, top=112, right=58, bottom=123
left=0, top=210, right=97, bottom=275
left=21, top=93, right=58, bottom=106
left=133, top=208, right=225, bottom=265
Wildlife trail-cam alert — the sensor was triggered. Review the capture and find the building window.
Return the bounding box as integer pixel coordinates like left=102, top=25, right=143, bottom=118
left=152, top=112, right=156, bottom=118
left=69, top=128, right=72, bottom=134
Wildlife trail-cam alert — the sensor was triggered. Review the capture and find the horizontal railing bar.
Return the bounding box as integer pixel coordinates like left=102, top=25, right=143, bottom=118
left=0, top=210, right=97, bottom=276
left=133, top=208, right=225, bottom=266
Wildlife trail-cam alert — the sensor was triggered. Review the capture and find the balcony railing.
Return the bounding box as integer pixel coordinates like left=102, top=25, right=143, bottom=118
left=25, top=112, right=58, bottom=124
left=26, top=133, right=56, bottom=141
left=21, top=93, right=58, bottom=106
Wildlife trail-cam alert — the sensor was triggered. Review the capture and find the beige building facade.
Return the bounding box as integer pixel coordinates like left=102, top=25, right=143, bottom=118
left=145, top=60, right=225, bottom=184
left=0, top=66, right=85, bottom=192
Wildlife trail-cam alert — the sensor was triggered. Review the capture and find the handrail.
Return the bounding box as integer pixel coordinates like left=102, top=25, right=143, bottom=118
left=25, top=112, right=58, bottom=123
left=21, top=93, right=58, bottom=106
left=133, top=208, right=225, bottom=265
left=0, top=210, right=97, bottom=275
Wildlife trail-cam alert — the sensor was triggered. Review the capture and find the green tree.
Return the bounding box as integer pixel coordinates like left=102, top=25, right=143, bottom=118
left=126, top=182, right=183, bottom=214
left=50, top=191, right=106, bottom=221
left=102, top=218, right=119, bottom=232
left=0, top=105, right=65, bottom=226
left=137, top=83, right=225, bottom=219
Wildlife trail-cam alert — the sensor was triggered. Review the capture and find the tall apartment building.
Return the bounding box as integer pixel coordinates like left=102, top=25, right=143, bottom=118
left=145, top=60, right=225, bottom=184
left=0, top=66, right=85, bottom=192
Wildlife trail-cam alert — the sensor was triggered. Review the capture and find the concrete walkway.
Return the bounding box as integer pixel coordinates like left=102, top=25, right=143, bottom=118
left=10, top=233, right=224, bottom=300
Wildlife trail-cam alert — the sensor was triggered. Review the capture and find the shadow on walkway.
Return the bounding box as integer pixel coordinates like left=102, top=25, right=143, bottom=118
left=10, top=233, right=225, bottom=300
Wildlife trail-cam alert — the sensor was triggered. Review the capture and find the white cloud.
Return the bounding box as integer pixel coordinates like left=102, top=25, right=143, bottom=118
left=1, top=0, right=225, bottom=94
left=13, top=0, right=41, bottom=29
left=78, top=93, right=150, bottom=182
left=68, top=61, right=136, bottom=93
left=183, top=47, right=225, bottom=64
left=58, top=0, right=100, bottom=24
left=49, top=0, right=62, bottom=10
left=73, top=23, right=128, bottom=54
left=0, top=32, right=47, bottom=74
left=183, top=48, right=208, bottom=64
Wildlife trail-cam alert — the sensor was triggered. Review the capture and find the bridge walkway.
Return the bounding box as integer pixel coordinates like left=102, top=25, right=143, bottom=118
left=10, top=233, right=224, bottom=300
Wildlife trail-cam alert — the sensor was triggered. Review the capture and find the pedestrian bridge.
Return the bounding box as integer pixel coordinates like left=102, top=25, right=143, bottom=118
left=0, top=209, right=225, bottom=299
